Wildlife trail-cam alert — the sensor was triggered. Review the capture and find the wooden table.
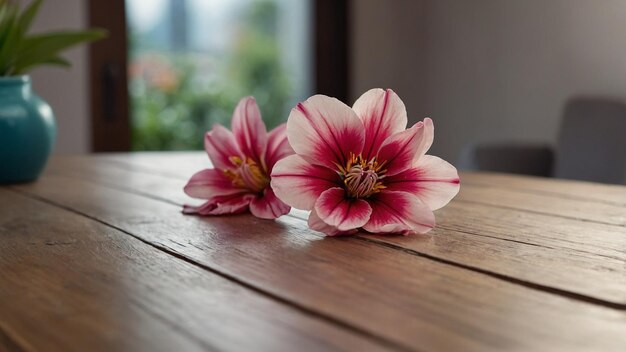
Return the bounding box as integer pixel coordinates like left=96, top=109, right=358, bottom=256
left=1, top=153, right=625, bottom=352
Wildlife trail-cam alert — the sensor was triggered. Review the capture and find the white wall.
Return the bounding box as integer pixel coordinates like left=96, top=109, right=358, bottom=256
left=351, top=0, right=626, bottom=162
left=26, top=0, right=90, bottom=154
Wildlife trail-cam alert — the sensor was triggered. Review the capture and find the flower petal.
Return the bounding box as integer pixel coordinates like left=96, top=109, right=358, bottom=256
left=263, top=123, right=294, bottom=171
left=415, top=117, right=434, bottom=161
left=271, top=154, right=342, bottom=210
left=249, top=188, right=291, bottom=219
left=314, top=188, right=372, bottom=231
left=205, top=124, right=243, bottom=170
left=183, top=169, right=241, bottom=199
left=385, top=155, right=460, bottom=210
left=376, top=121, right=425, bottom=176
left=287, top=95, right=365, bottom=170
left=353, top=88, right=408, bottom=160
left=183, top=193, right=254, bottom=216
left=308, top=208, right=359, bottom=236
left=363, top=191, right=435, bottom=235
left=231, top=97, right=268, bottom=163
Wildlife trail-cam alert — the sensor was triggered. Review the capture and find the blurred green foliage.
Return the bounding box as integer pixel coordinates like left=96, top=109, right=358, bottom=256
left=130, top=0, right=292, bottom=151
left=0, top=0, right=105, bottom=76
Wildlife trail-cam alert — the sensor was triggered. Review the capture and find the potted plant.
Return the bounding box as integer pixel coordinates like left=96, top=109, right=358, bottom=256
left=0, top=0, right=105, bottom=183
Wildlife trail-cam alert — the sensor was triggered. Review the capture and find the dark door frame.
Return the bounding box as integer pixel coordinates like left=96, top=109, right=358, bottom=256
left=314, top=0, right=350, bottom=103
left=88, top=0, right=349, bottom=152
left=88, top=0, right=131, bottom=152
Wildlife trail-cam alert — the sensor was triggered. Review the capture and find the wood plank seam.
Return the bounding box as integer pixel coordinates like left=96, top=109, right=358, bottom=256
left=0, top=321, right=33, bottom=352
left=2, top=191, right=248, bottom=352
left=433, top=224, right=626, bottom=262
left=453, top=198, right=625, bottom=227
left=2, top=188, right=401, bottom=351
left=460, top=180, right=626, bottom=207
left=280, top=210, right=577, bottom=256
left=17, top=173, right=626, bottom=312
left=119, top=296, right=219, bottom=351
left=98, top=158, right=188, bottom=180
left=459, top=172, right=626, bottom=205
left=352, top=236, right=626, bottom=310
left=291, top=208, right=626, bottom=262
left=6, top=187, right=415, bottom=352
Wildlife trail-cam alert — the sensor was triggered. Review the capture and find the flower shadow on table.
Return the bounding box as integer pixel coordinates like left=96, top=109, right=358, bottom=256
left=188, top=212, right=292, bottom=245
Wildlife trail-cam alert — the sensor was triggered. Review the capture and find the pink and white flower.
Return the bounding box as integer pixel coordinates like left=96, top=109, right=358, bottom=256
left=183, top=97, right=293, bottom=219
left=271, top=88, right=460, bottom=235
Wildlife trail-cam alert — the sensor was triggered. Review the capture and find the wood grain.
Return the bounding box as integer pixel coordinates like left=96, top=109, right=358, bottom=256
left=100, top=152, right=204, bottom=180
left=0, top=189, right=390, bottom=352
left=45, top=156, right=626, bottom=305
left=14, top=163, right=626, bottom=351
left=98, top=152, right=626, bottom=226
left=455, top=185, right=626, bottom=226
left=461, top=172, right=626, bottom=205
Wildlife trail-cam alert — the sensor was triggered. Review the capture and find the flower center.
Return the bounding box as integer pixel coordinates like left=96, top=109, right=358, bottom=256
left=223, top=156, right=269, bottom=193
left=339, top=154, right=386, bottom=198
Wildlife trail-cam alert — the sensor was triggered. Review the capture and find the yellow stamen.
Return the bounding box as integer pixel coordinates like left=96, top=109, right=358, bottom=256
left=223, top=156, right=269, bottom=193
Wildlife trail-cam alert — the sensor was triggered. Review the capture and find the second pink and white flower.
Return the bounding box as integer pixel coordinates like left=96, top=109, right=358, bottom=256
left=183, top=97, right=293, bottom=219
left=271, top=88, right=460, bottom=235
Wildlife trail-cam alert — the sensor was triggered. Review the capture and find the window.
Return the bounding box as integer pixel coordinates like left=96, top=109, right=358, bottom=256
left=88, top=0, right=348, bottom=152
left=126, top=0, right=312, bottom=150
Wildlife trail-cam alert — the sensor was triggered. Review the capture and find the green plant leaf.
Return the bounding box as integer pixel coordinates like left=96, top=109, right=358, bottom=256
left=0, top=6, right=18, bottom=50
left=4, top=56, right=71, bottom=75
left=12, top=29, right=106, bottom=74
left=42, top=55, right=70, bottom=67
left=0, top=0, right=42, bottom=73
left=0, top=5, right=20, bottom=75
left=17, top=0, right=43, bottom=36
left=0, top=0, right=106, bottom=75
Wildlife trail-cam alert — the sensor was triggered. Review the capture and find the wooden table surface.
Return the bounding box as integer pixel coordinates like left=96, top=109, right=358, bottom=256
left=1, top=152, right=625, bottom=352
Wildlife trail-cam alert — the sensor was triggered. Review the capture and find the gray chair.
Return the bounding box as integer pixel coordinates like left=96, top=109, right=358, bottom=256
left=554, top=98, right=626, bottom=185
left=459, top=97, right=626, bottom=185
left=458, top=143, right=554, bottom=177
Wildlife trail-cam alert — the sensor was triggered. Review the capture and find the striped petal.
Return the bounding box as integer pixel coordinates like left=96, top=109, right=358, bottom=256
left=183, top=193, right=254, bottom=215
left=308, top=208, right=359, bottom=236
left=232, top=97, right=267, bottom=164
left=314, top=188, right=372, bottom=231
left=353, top=88, right=408, bottom=160
left=376, top=121, right=425, bottom=177
left=363, top=191, right=435, bottom=235
left=287, top=95, right=365, bottom=170
left=271, top=154, right=342, bottom=210
left=414, top=118, right=434, bottom=161
left=263, top=123, right=294, bottom=171
left=183, top=168, right=241, bottom=199
left=249, top=188, right=291, bottom=219
left=385, top=155, right=460, bottom=210
left=204, top=124, right=243, bottom=170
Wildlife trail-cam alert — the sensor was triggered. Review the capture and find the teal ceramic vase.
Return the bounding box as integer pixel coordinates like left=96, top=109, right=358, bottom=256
left=0, top=76, right=56, bottom=183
